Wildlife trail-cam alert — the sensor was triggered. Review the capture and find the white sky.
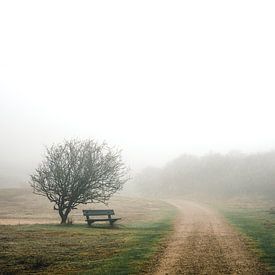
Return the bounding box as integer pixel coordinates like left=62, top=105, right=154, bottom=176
left=0, top=0, right=275, bottom=181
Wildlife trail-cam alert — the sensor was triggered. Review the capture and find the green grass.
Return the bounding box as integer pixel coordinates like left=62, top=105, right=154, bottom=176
left=0, top=203, right=176, bottom=274
left=217, top=199, right=275, bottom=272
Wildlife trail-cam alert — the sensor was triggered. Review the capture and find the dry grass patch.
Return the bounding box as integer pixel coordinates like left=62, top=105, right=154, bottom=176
left=0, top=189, right=177, bottom=274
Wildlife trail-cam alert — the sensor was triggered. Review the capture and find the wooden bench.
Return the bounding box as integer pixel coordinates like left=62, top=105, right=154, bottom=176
left=83, top=209, right=121, bottom=226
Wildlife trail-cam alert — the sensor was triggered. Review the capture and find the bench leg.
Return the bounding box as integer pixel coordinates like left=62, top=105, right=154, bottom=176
left=87, top=220, right=94, bottom=226
left=109, top=219, right=119, bottom=226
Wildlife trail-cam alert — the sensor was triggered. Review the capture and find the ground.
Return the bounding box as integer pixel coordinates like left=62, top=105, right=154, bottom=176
left=0, top=189, right=275, bottom=274
left=0, top=189, right=176, bottom=274
left=154, top=199, right=271, bottom=274
left=217, top=196, right=275, bottom=273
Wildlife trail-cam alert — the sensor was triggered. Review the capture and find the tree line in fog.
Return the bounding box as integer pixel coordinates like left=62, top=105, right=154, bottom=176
left=134, top=151, right=275, bottom=198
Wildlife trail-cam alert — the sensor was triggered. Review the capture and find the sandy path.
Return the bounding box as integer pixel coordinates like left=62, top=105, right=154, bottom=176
left=154, top=200, right=270, bottom=275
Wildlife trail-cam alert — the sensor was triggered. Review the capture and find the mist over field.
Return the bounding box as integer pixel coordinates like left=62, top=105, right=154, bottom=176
left=1, top=1, right=275, bottom=192
left=1, top=1, right=275, bottom=274
left=134, top=151, right=275, bottom=198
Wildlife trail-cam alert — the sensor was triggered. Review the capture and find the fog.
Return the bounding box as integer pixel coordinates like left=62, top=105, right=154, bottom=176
left=134, top=151, right=275, bottom=198
left=1, top=1, right=275, bottom=188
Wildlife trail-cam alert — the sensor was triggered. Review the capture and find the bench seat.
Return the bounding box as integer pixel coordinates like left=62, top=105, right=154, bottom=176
left=83, top=209, right=121, bottom=226
left=86, top=218, right=121, bottom=225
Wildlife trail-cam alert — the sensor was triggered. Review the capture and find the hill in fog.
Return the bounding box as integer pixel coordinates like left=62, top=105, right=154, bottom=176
left=134, top=151, right=275, bottom=199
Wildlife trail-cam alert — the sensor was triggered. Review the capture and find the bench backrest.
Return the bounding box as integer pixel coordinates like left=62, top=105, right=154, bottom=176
left=83, top=209, right=115, bottom=216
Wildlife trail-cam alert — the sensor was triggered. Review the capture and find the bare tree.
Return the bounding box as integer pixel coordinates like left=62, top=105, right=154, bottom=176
left=30, top=139, right=129, bottom=224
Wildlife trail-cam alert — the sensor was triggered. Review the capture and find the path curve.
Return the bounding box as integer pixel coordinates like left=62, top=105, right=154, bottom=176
left=154, top=200, right=270, bottom=275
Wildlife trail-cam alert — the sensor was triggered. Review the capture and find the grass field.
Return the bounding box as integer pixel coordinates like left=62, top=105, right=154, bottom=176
left=217, top=197, right=275, bottom=273
left=0, top=189, right=177, bottom=274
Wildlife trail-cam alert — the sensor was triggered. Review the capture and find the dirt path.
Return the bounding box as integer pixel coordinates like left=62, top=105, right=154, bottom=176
left=154, top=200, right=270, bottom=275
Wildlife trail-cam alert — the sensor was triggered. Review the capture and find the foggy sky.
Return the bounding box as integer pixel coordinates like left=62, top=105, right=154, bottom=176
left=1, top=1, right=275, bottom=185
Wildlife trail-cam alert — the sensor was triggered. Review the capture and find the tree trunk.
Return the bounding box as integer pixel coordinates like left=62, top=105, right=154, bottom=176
left=59, top=208, right=71, bottom=224
left=59, top=209, right=68, bottom=224
left=60, top=214, right=67, bottom=224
